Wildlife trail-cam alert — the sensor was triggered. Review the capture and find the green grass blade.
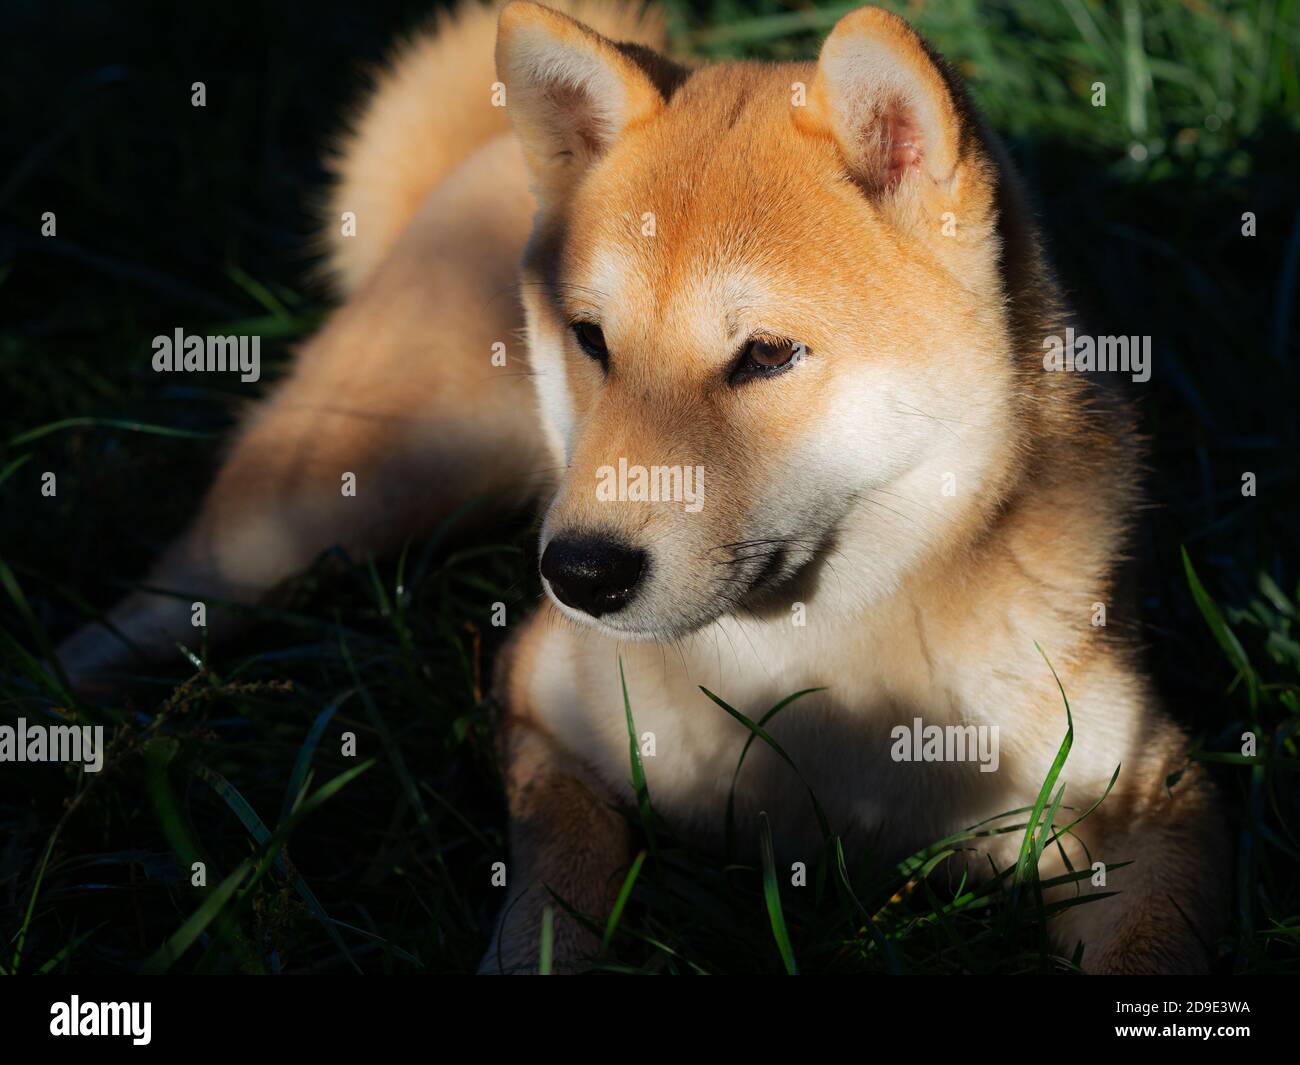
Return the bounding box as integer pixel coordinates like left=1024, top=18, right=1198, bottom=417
left=601, top=849, right=646, bottom=956
left=1183, top=546, right=1260, bottom=714
left=1009, top=646, right=1075, bottom=926
left=758, top=811, right=797, bottom=975
left=35, top=924, right=106, bottom=975
left=279, top=688, right=354, bottom=825
left=832, top=837, right=901, bottom=974
left=700, top=685, right=833, bottom=842
left=10, top=831, right=59, bottom=973
left=195, top=765, right=362, bottom=973
left=725, top=687, right=825, bottom=857
left=7, top=417, right=217, bottom=448
left=620, top=658, right=658, bottom=860
left=140, top=859, right=253, bottom=974
left=538, top=905, right=554, bottom=975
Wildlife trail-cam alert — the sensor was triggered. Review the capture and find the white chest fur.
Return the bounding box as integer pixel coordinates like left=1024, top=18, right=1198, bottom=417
left=522, top=604, right=1094, bottom=868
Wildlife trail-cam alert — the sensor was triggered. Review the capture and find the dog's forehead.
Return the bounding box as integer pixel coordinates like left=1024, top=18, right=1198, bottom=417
left=561, top=71, right=855, bottom=323
left=613, top=64, right=827, bottom=239
left=582, top=248, right=782, bottom=363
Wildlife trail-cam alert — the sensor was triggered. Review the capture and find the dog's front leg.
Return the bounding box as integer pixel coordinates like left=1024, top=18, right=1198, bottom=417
left=479, top=711, right=631, bottom=975
left=1045, top=756, right=1229, bottom=974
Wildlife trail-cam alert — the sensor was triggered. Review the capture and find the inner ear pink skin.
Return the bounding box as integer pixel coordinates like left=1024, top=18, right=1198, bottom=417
left=881, top=100, right=924, bottom=187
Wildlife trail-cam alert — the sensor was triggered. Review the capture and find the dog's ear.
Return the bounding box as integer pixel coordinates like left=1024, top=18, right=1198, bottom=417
left=496, top=1, right=675, bottom=206
left=807, top=7, right=972, bottom=197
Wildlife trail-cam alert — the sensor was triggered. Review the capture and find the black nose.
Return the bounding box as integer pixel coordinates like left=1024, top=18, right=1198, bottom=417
left=540, top=535, right=647, bottom=618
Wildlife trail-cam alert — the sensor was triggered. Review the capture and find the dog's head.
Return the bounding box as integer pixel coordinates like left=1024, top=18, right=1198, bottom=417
left=498, top=2, right=1019, bottom=639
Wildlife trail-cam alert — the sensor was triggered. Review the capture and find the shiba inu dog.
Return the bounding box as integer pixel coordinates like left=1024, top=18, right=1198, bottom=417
left=57, top=0, right=1227, bottom=974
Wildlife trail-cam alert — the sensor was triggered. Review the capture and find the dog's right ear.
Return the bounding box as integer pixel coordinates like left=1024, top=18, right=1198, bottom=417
left=496, top=1, right=673, bottom=207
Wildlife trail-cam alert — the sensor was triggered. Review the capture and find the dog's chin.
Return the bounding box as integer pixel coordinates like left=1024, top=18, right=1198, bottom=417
left=546, top=591, right=721, bottom=642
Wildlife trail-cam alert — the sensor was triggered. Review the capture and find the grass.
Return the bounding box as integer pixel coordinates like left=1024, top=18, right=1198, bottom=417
left=1, top=0, right=1298, bottom=974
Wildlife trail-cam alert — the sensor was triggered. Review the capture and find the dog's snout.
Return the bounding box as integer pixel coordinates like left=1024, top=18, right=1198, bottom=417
left=541, top=535, right=647, bottom=618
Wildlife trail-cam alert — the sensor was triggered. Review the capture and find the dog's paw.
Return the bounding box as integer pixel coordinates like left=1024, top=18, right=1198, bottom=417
left=477, top=898, right=600, bottom=975
left=53, top=620, right=142, bottom=699
left=1087, top=905, right=1213, bottom=975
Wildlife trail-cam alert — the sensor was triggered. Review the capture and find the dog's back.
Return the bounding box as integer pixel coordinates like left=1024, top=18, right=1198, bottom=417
left=324, top=0, right=665, bottom=295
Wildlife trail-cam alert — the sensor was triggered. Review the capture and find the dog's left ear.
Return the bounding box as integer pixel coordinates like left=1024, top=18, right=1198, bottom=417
left=808, top=7, right=974, bottom=198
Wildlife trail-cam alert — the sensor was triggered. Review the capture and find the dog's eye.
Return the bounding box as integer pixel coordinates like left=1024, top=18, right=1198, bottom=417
left=733, top=337, right=804, bottom=381
left=572, top=321, right=608, bottom=363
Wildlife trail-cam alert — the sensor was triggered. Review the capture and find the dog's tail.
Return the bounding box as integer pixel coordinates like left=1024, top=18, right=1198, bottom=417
left=323, top=0, right=666, bottom=295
